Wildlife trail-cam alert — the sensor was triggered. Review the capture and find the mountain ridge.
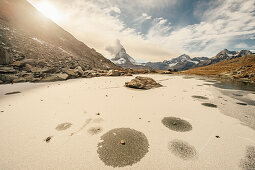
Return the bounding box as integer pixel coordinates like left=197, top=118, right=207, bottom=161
left=144, top=49, right=253, bottom=71
left=111, top=42, right=151, bottom=69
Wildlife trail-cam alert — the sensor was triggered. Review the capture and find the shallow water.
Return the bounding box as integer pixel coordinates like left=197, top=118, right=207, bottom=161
left=213, top=80, right=255, bottom=92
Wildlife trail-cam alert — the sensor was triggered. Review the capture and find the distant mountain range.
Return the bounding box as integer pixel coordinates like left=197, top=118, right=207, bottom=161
left=111, top=43, right=150, bottom=69
left=144, top=49, right=253, bottom=71
left=183, top=53, right=255, bottom=84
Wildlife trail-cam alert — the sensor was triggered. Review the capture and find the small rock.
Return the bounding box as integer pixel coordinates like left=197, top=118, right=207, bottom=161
left=120, top=140, right=126, bottom=145
left=107, top=70, right=121, bottom=76
left=45, top=136, right=53, bottom=143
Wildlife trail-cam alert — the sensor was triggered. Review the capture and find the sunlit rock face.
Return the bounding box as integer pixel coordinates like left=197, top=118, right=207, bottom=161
left=111, top=42, right=151, bottom=69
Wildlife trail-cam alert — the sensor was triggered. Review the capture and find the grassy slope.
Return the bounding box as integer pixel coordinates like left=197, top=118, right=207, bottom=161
left=182, top=54, right=255, bottom=83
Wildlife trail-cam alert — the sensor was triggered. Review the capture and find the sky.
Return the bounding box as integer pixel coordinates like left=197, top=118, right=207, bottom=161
left=28, top=0, right=255, bottom=62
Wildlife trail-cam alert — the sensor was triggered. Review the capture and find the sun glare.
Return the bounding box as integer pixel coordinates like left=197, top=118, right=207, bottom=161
left=35, top=1, right=62, bottom=22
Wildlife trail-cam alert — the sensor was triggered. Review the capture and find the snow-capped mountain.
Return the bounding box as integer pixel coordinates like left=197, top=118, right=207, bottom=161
left=145, top=49, right=253, bottom=71
left=111, top=44, right=150, bottom=69
left=145, top=54, right=209, bottom=71
left=196, top=49, right=253, bottom=67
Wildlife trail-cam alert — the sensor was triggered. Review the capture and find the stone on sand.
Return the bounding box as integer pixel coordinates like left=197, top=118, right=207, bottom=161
left=125, top=76, right=162, bottom=90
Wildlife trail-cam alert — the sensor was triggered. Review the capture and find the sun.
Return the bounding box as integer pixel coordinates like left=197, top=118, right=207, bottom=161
left=35, top=1, right=62, bottom=22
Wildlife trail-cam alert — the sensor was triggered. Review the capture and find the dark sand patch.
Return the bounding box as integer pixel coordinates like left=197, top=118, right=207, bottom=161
left=192, top=95, right=209, bottom=100
left=88, top=127, right=103, bottom=135
left=5, top=91, right=21, bottom=95
left=202, top=103, right=217, bottom=108
left=162, top=117, right=192, bottom=132
left=169, top=140, right=197, bottom=160
left=237, top=102, right=248, bottom=106
left=97, top=128, right=149, bottom=167
left=55, top=123, right=72, bottom=131
left=240, top=146, right=255, bottom=170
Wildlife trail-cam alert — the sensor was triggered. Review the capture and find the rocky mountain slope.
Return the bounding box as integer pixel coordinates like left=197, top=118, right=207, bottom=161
left=183, top=54, right=255, bottom=83
left=145, top=54, right=209, bottom=71
left=145, top=49, right=253, bottom=71
left=111, top=43, right=150, bottom=69
left=0, top=0, right=120, bottom=83
left=195, top=49, right=252, bottom=68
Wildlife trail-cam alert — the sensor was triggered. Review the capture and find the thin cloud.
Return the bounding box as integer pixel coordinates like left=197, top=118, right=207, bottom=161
left=28, top=0, right=255, bottom=61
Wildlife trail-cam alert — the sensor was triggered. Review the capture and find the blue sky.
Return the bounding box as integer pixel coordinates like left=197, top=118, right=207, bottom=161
left=30, top=0, right=255, bottom=61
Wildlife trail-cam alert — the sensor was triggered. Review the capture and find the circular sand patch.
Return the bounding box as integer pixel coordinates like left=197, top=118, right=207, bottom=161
left=169, top=140, right=197, bottom=160
left=162, top=117, right=192, bottom=132
left=55, top=123, right=72, bottom=131
left=240, top=146, right=255, bottom=170
left=97, top=128, right=149, bottom=167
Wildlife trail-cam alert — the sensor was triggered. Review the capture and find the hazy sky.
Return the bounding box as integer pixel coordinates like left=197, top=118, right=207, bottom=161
left=28, top=0, right=255, bottom=61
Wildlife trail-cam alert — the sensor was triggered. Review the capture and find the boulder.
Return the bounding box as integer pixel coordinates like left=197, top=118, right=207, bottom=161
left=11, top=60, right=26, bottom=67
left=0, top=80, right=3, bottom=84
left=24, top=64, right=33, bottom=72
left=0, top=48, right=13, bottom=65
left=56, top=73, right=69, bottom=80
left=22, top=59, right=37, bottom=66
left=76, top=66, right=84, bottom=76
left=12, top=78, right=26, bottom=83
left=125, top=76, right=162, bottom=90
left=107, top=70, right=121, bottom=76
left=39, top=73, right=69, bottom=82
left=0, top=74, right=19, bottom=83
left=65, top=69, right=78, bottom=77
left=24, top=73, right=34, bottom=81
left=161, top=71, right=173, bottom=74
left=0, top=67, right=17, bottom=74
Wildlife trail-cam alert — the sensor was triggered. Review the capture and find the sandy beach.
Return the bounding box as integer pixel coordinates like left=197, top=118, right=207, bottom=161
left=0, top=75, right=254, bottom=170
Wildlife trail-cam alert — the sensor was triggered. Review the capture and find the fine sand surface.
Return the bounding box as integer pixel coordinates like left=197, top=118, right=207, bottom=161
left=0, top=75, right=254, bottom=170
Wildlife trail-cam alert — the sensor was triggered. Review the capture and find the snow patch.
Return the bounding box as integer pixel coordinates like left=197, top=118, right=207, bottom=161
left=113, top=58, right=126, bottom=65
left=32, top=38, right=45, bottom=44
left=59, top=47, right=72, bottom=55
left=168, top=63, right=177, bottom=67
left=188, top=60, right=199, bottom=64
